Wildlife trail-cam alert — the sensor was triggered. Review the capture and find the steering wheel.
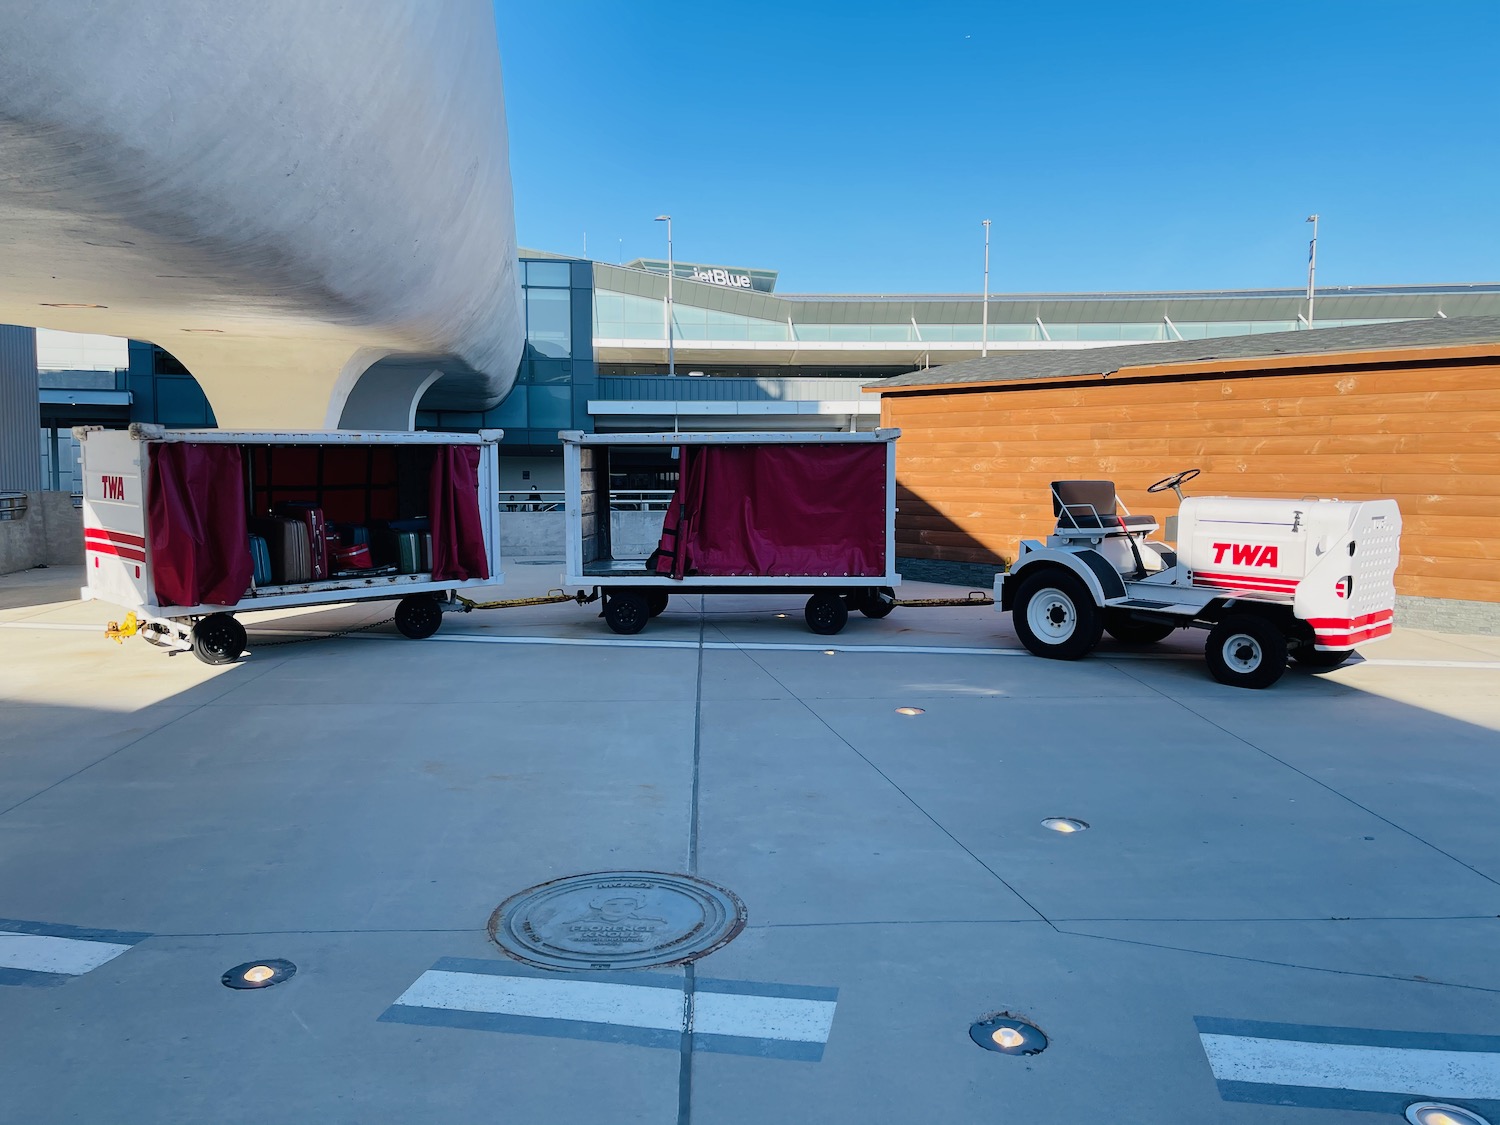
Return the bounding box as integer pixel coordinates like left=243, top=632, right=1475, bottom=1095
left=1147, top=468, right=1201, bottom=494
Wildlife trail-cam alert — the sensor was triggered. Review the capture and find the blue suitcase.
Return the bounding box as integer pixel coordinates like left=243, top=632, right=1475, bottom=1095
left=248, top=534, right=272, bottom=588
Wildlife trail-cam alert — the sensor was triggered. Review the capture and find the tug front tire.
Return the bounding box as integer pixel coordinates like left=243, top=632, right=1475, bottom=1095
left=1205, top=614, right=1287, bottom=689
left=191, top=613, right=246, bottom=665
left=1012, top=570, right=1103, bottom=660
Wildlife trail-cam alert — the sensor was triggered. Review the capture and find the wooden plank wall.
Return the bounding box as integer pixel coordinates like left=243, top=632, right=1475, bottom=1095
left=881, top=360, right=1500, bottom=603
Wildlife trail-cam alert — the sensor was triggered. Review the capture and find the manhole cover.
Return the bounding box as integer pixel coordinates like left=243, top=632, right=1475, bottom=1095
left=487, top=870, right=747, bottom=971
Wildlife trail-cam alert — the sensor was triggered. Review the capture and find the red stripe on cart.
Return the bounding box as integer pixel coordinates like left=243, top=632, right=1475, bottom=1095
left=84, top=528, right=146, bottom=547
left=85, top=541, right=146, bottom=563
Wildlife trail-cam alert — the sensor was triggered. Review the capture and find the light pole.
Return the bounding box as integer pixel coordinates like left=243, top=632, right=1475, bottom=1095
left=1305, top=213, right=1319, bottom=328
left=981, top=219, right=991, bottom=358
left=655, top=214, right=675, bottom=376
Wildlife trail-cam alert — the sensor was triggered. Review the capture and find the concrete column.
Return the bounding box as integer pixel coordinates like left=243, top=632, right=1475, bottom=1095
left=0, top=325, right=41, bottom=491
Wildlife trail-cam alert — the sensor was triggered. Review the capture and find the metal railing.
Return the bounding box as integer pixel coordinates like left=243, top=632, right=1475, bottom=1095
left=500, top=489, right=675, bottom=514
left=0, top=493, right=28, bottom=521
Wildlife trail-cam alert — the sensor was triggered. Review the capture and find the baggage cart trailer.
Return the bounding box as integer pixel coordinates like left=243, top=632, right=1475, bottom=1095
left=77, top=424, right=503, bottom=663
left=561, top=429, right=901, bottom=636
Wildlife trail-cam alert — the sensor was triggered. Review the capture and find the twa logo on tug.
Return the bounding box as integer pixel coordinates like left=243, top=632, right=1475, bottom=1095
left=1211, top=542, right=1278, bottom=568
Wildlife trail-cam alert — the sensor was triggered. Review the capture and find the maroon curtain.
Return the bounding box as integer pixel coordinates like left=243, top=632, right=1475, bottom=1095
left=147, top=443, right=254, bottom=607
left=429, top=445, right=490, bottom=581
left=653, top=444, right=885, bottom=578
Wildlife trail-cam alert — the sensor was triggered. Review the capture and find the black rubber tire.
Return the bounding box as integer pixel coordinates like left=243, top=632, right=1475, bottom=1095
left=1205, top=614, right=1288, bottom=689
left=1011, top=570, right=1103, bottom=660
left=1103, top=611, right=1176, bottom=645
left=645, top=590, right=669, bottom=617
left=805, top=592, right=849, bottom=636
left=1292, top=645, right=1354, bottom=669
left=604, top=592, right=650, bottom=635
left=191, top=613, right=246, bottom=665
left=394, top=595, right=443, bottom=640
left=859, top=587, right=896, bottom=619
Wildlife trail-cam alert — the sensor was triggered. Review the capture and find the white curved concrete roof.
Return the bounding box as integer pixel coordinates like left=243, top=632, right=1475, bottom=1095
left=0, top=0, right=523, bottom=428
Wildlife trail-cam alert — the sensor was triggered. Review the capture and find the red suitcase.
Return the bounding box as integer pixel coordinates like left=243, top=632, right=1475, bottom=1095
left=278, top=503, right=328, bottom=580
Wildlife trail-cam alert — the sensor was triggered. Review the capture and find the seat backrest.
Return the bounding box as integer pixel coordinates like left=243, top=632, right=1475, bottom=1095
left=1051, top=480, right=1118, bottom=528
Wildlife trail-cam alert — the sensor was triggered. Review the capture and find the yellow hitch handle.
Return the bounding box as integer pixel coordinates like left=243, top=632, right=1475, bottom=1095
left=105, top=611, right=139, bottom=643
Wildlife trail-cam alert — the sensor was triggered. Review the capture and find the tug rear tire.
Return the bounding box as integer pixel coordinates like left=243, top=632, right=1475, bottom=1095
left=1205, top=614, right=1287, bottom=689
left=1012, top=570, right=1103, bottom=661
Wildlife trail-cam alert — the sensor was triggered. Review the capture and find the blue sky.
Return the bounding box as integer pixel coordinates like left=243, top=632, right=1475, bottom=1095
left=496, top=1, right=1500, bottom=294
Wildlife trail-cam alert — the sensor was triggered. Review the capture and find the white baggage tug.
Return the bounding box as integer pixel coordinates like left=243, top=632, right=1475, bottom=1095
left=76, top=424, right=503, bottom=663
left=995, top=469, right=1402, bottom=688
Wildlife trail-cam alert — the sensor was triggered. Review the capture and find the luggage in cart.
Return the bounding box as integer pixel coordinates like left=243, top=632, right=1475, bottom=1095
left=77, top=425, right=503, bottom=664
left=560, top=429, right=901, bottom=636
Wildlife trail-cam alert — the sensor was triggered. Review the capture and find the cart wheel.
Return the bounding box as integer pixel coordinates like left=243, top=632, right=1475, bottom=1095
left=1103, top=611, right=1176, bottom=644
left=191, top=613, right=246, bottom=665
left=645, top=591, right=669, bottom=617
left=1291, top=645, right=1353, bottom=670
left=604, top=592, right=650, bottom=635
left=1012, top=570, right=1103, bottom=660
left=805, top=592, right=849, bottom=636
left=859, top=587, right=896, bottom=619
left=394, top=595, right=443, bottom=640
left=1205, top=614, right=1287, bottom=689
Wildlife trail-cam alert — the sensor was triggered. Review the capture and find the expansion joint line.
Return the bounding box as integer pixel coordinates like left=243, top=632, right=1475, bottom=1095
left=712, top=625, right=1058, bottom=932
left=678, top=598, right=709, bottom=1125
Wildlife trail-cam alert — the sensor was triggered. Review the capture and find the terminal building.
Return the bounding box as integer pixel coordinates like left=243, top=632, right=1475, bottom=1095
left=11, top=256, right=1500, bottom=502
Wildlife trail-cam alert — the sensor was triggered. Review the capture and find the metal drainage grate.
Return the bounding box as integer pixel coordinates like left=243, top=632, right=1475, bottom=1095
left=970, top=1013, right=1048, bottom=1055
left=488, top=870, right=747, bottom=971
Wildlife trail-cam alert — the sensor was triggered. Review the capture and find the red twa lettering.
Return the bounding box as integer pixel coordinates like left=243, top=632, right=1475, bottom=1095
left=101, top=475, right=125, bottom=500
left=1211, top=542, right=1279, bottom=567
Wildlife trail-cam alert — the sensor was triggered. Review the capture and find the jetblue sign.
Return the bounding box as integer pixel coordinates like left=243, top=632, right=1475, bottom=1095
left=688, top=265, right=753, bottom=290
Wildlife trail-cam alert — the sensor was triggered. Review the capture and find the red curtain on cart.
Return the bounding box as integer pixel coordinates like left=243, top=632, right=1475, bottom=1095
left=429, top=445, right=490, bottom=581
left=147, top=443, right=254, bottom=607
left=653, top=444, right=886, bottom=578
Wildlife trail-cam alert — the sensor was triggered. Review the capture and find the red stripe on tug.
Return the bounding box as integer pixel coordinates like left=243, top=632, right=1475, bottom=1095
left=1192, top=570, right=1300, bottom=595
left=1306, top=609, right=1395, bottom=648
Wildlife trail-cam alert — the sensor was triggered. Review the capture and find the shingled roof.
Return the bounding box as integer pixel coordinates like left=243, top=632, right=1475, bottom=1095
left=866, top=314, right=1500, bottom=391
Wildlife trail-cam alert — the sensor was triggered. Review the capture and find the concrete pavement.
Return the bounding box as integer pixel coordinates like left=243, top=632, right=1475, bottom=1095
left=1, top=561, right=1498, bottom=1122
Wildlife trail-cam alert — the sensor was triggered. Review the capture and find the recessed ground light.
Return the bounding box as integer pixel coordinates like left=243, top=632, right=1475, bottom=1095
left=1042, top=817, right=1089, bottom=833
left=895, top=707, right=925, bottom=716
left=970, top=1014, right=1047, bottom=1055
left=222, top=959, right=296, bottom=990
left=774, top=613, right=787, bottom=619
left=40, top=302, right=107, bottom=309
left=181, top=328, right=224, bottom=333
left=822, top=649, right=836, bottom=656
left=1407, top=1104, right=1493, bottom=1125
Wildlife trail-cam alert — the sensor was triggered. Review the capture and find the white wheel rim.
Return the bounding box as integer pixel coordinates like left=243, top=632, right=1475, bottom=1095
left=1026, top=587, right=1077, bottom=643
left=1223, top=632, right=1263, bottom=672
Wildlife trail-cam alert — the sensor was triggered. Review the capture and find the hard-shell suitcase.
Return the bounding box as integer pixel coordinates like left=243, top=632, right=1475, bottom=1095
left=248, top=534, right=272, bottom=588
left=249, top=517, right=313, bottom=584
left=422, top=532, right=433, bottom=572
left=278, top=503, right=328, bottom=580
left=332, top=543, right=373, bottom=571
left=396, top=531, right=427, bottom=575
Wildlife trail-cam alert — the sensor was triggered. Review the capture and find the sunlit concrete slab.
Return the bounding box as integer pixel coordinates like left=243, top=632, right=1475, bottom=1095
left=0, top=562, right=1498, bottom=1122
